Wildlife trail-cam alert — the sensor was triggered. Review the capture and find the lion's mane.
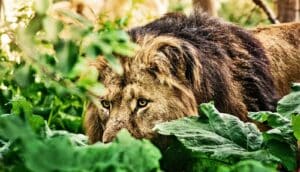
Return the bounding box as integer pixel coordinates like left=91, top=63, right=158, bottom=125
left=128, top=12, right=279, bottom=120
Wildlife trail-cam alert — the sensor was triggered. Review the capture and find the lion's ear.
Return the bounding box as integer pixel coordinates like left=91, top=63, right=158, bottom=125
left=149, top=41, right=202, bottom=91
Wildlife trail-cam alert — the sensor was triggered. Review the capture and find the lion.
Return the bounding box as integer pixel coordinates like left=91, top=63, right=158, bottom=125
left=85, top=12, right=300, bottom=143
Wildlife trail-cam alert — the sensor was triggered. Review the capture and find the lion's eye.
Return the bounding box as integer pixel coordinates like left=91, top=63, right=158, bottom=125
left=101, top=100, right=111, bottom=109
left=137, top=98, right=149, bottom=108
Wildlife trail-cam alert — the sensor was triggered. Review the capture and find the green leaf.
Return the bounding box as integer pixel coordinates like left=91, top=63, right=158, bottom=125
left=97, top=40, right=113, bottom=55
left=87, top=83, right=106, bottom=97
left=11, top=96, right=33, bottom=120
left=201, top=103, right=263, bottom=150
left=264, top=140, right=296, bottom=171
left=29, top=115, right=45, bottom=133
left=104, top=54, right=123, bottom=75
left=76, top=66, right=99, bottom=87
left=42, top=17, right=63, bottom=43
left=217, top=160, right=277, bottom=172
left=112, top=42, right=136, bottom=57
left=277, top=83, right=300, bottom=117
left=0, top=115, right=34, bottom=140
left=249, top=111, right=291, bottom=129
left=55, top=10, right=93, bottom=28
left=57, top=111, right=83, bottom=133
left=155, top=102, right=279, bottom=170
left=54, top=40, right=79, bottom=75
left=34, top=0, right=51, bottom=15
left=292, top=115, right=300, bottom=140
left=10, top=96, right=45, bottom=133
left=13, top=65, right=35, bottom=88
left=249, top=111, right=297, bottom=171
left=25, top=15, right=44, bottom=34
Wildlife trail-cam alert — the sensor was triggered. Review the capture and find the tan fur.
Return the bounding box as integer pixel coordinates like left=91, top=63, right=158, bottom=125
left=252, top=22, right=300, bottom=96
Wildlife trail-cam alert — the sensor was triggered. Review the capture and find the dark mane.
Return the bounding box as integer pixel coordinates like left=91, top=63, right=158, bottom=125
left=128, top=12, right=279, bottom=117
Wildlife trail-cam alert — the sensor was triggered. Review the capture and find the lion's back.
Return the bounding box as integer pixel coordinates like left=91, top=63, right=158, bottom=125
left=252, top=23, right=300, bottom=96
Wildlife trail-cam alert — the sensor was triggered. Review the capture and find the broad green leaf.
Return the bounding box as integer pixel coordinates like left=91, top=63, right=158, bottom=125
left=217, top=160, right=277, bottom=172
left=277, top=83, right=300, bottom=117
left=249, top=111, right=293, bottom=143
left=248, top=111, right=290, bottom=128
left=264, top=140, right=296, bottom=171
left=155, top=103, right=279, bottom=169
left=292, top=115, right=300, bottom=140
left=249, top=111, right=297, bottom=171
left=201, top=103, right=263, bottom=150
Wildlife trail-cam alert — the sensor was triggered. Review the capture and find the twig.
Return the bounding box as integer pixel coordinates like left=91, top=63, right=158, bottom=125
left=252, top=0, right=279, bottom=24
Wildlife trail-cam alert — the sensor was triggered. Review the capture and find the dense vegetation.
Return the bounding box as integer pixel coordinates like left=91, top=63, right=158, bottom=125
left=0, top=0, right=299, bottom=171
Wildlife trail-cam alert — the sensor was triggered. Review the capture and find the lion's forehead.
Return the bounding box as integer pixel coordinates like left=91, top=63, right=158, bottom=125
left=103, top=74, right=158, bottom=101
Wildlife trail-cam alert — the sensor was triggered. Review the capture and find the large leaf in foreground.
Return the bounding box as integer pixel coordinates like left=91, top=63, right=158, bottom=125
left=154, top=103, right=279, bottom=169
left=217, top=160, right=277, bottom=172
left=247, top=83, right=300, bottom=172
left=0, top=115, right=161, bottom=172
left=277, top=83, right=300, bottom=117
left=292, top=115, right=300, bottom=140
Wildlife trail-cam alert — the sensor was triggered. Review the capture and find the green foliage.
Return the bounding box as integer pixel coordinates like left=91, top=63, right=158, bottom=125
left=219, top=0, right=274, bottom=27
left=155, top=103, right=280, bottom=171
left=277, top=83, right=300, bottom=117
left=217, top=160, right=277, bottom=172
left=249, top=111, right=297, bottom=171
left=0, top=0, right=136, bottom=133
left=0, top=115, right=161, bottom=172
left=155, top=88, right=300, bottom=172
left=292, top=115, right=300, bottom=140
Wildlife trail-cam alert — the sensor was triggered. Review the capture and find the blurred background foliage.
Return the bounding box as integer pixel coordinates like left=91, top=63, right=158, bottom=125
left=218, top=0, right=275, bottom=26
left=169, top=0, right=276, bottom=27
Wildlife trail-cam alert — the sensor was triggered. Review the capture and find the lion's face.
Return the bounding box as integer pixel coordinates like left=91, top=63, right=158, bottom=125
left=99, top=69, right=197, bottom=142
left=85, top=36, right=200, bottom=143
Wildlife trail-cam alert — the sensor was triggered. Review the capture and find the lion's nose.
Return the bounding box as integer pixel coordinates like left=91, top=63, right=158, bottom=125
left=102, top=119, right=124, bottom=143
left=102, top=130, right=115, bottom=143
